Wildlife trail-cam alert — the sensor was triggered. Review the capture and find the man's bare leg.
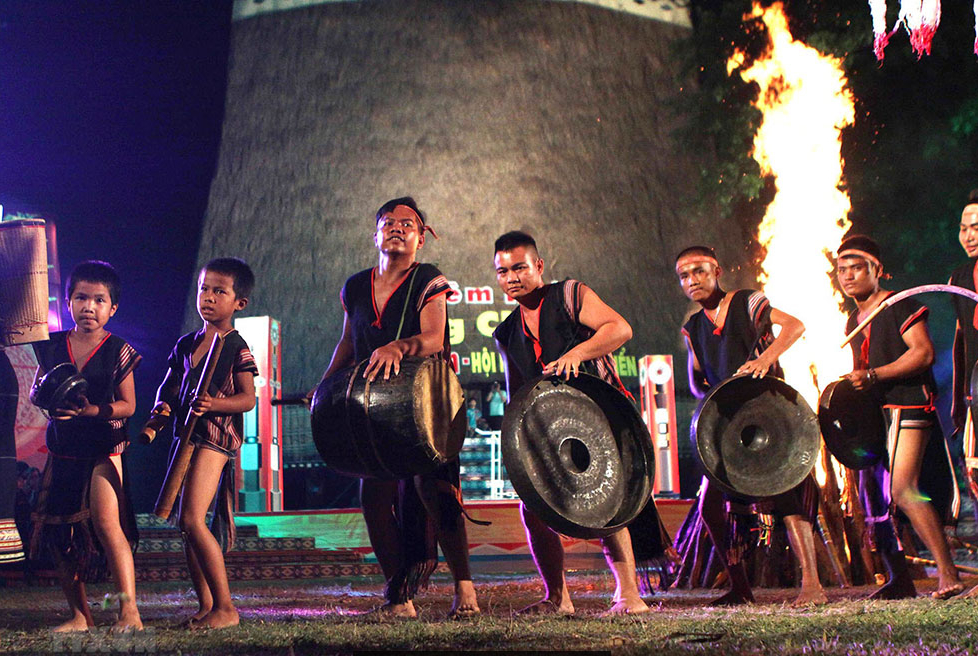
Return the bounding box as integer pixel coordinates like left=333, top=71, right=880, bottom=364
left=783, top=514, right=827, bottom=606
left=599, top=527, right=649, bottom=616
left=360, top=479, right=415, bottom=617
left=90, top=456, right=142, bottom=631
left=891, top=428, right=963, bottom=599
left=699, top=477, right=753, bottom=605
left=518, top=503, right=573, bottom=614
left=415, top=477, right=479, bottom=618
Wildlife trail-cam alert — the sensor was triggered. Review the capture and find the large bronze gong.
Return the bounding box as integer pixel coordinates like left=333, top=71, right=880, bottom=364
left=692, top=375, right=819, bottom=498
left=817, top=378, right=887, bottom=470
left=501, top=373, right=653, bottom=539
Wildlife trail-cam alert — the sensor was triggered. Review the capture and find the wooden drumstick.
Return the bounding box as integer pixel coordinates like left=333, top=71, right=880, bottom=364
left=841, top=284, right=978, bottom=348
left=154, top=332, right=225, bottom=520
left=906, top=556, right=978, bottom=575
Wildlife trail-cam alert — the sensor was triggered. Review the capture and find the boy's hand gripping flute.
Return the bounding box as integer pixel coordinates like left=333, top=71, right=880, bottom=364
left=154, top=332, right=225, bottom=520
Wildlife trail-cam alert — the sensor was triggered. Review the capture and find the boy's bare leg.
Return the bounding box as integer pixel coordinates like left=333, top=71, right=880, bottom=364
left=179, top=448, right=239, bottom=629
left=182, top=537, right=213, bottom=624
left=53, top=572, right=93, bottom=632
left=415, top=477, right=479, bottom=618
left=360, top=478, right=415, bottom=617
left=699, top=477, right=754, bottom=605
left=518, top=503, right=574, bottom=615
left=90, top=456, right=142, bottom=631
left=599, top=527, right=650, bottom=616
left=783, top=514, right=827, bottom=606
left=890, top=428, right=963, bottom=599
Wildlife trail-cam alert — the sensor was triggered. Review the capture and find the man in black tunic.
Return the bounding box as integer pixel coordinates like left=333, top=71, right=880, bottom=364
left=838, top=234, right=961, bottom=599
left=676, top=246, right=824, bottom=606
left=319, top=197, right=478, bottom=618
left=949, top=192, right=978, bottom=507
left=492, top=230, right=668, bottom=615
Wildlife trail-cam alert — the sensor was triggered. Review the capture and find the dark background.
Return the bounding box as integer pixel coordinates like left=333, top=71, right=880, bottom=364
left=0, top=0, right=234, bottom=510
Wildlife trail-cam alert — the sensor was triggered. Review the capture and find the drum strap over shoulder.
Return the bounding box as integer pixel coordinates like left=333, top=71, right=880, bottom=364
left=394, top=265, right=421, bottom=341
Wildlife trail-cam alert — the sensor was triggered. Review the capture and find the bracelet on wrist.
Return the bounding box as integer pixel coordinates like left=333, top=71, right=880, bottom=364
left=867, top=368, right=878, bottom=385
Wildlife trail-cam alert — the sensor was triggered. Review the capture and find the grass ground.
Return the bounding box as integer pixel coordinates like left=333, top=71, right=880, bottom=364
left=2, top=571, right=978, bottom=655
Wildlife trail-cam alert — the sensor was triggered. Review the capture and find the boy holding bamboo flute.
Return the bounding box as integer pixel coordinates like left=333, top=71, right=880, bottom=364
left=148, top=257, right=257, bottom=629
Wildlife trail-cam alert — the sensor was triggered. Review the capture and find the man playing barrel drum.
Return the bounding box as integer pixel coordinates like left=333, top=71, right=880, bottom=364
left=318, top=197, right=479, bottom=619
left=837, top=234, right=962, bottom=599
left=492, top=230, right=666, bottom=615
left=676, top=246, right=825, bottom=606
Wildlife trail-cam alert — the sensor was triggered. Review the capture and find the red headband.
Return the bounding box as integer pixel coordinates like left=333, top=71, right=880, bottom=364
left=675, top=254, right=718, bottom=274
left=383, top=204, right=439, bottom=240
left=837, top=248, right=880, bottom=269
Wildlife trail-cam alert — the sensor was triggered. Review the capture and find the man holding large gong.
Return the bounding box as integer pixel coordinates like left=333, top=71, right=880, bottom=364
left=676, top=245, right=824, bottom=606
left=491, top=230, right=666, bottom=616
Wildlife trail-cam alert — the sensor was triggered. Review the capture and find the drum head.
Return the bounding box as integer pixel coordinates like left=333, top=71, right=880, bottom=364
left=502, top=373, right=653, bottom=539
left=30, top=362, right=89, bottom=414
left=412, top=358, right=466, bottom=462
left=818, top=378, right=886, bottom=470
left=693, top=375, right=819, bottom=498
left=311, top=356, right=466, bottom=479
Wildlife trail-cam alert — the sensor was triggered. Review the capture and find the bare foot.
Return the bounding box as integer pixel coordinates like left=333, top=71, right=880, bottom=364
left=710, top=590, right=753, bottom=607
left=52, top=616, right=93, bottom=633
left=791, top=586, right=828, bottom=607
left=190, top=607, right=239, bottom=629
left=448, top=601, right=481, bottom=620
left=932, top=581, right=965, bottom=600
left=449, top=581, right=481, bottom=619
left=600, top=598, right=650, bottom=617
left=110, top=610, right=143, bottom=633
left=174, top=607, right=211, bottom=628
left=515, top=598, right=574, bottom=616
left=366, top=601, right=417, bottom=619
left=868, top=577, right=916, bottom=600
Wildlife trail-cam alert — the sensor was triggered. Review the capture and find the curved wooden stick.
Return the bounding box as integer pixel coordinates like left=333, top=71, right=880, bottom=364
left=906, top=556, right=978, bottom=575
left=841, top=284, right=978, bottom=348
left=154, top=332, right=226, bottom=520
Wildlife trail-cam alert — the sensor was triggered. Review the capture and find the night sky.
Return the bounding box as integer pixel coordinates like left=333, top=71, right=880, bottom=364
left=1, top=1, right=233, bottom=509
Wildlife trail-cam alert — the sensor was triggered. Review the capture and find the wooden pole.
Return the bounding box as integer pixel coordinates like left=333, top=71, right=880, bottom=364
left=153, top=332, right=225, bottom=520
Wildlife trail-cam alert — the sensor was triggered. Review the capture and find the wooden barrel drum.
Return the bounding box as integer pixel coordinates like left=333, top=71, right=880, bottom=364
left=310, top=356, right=466, bottom=479
left=0, top=219, right=49, bottom=346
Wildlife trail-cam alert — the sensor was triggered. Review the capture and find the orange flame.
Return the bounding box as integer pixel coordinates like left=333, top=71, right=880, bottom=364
left=729, top=2, right=855, bottom=485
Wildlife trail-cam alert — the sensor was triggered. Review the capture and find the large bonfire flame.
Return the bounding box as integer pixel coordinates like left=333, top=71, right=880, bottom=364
left=728, top=2, right=855, bottom=418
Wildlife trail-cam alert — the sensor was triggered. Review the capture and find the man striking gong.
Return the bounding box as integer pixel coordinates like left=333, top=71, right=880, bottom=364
left=491, top=230, right=668, bottom=615
left=676, top=245, right=825, bottom=606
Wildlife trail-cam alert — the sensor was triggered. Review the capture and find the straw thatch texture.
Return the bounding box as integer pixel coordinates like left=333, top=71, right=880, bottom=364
left=189, top=0, right=724, bottom=390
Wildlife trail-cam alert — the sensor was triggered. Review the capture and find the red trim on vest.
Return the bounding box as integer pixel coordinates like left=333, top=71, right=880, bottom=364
left=519, top=304, right=544, bottom=368
left=66, top=331, right=111, bottom=371
left=369, top=263, right=418, bottom=329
